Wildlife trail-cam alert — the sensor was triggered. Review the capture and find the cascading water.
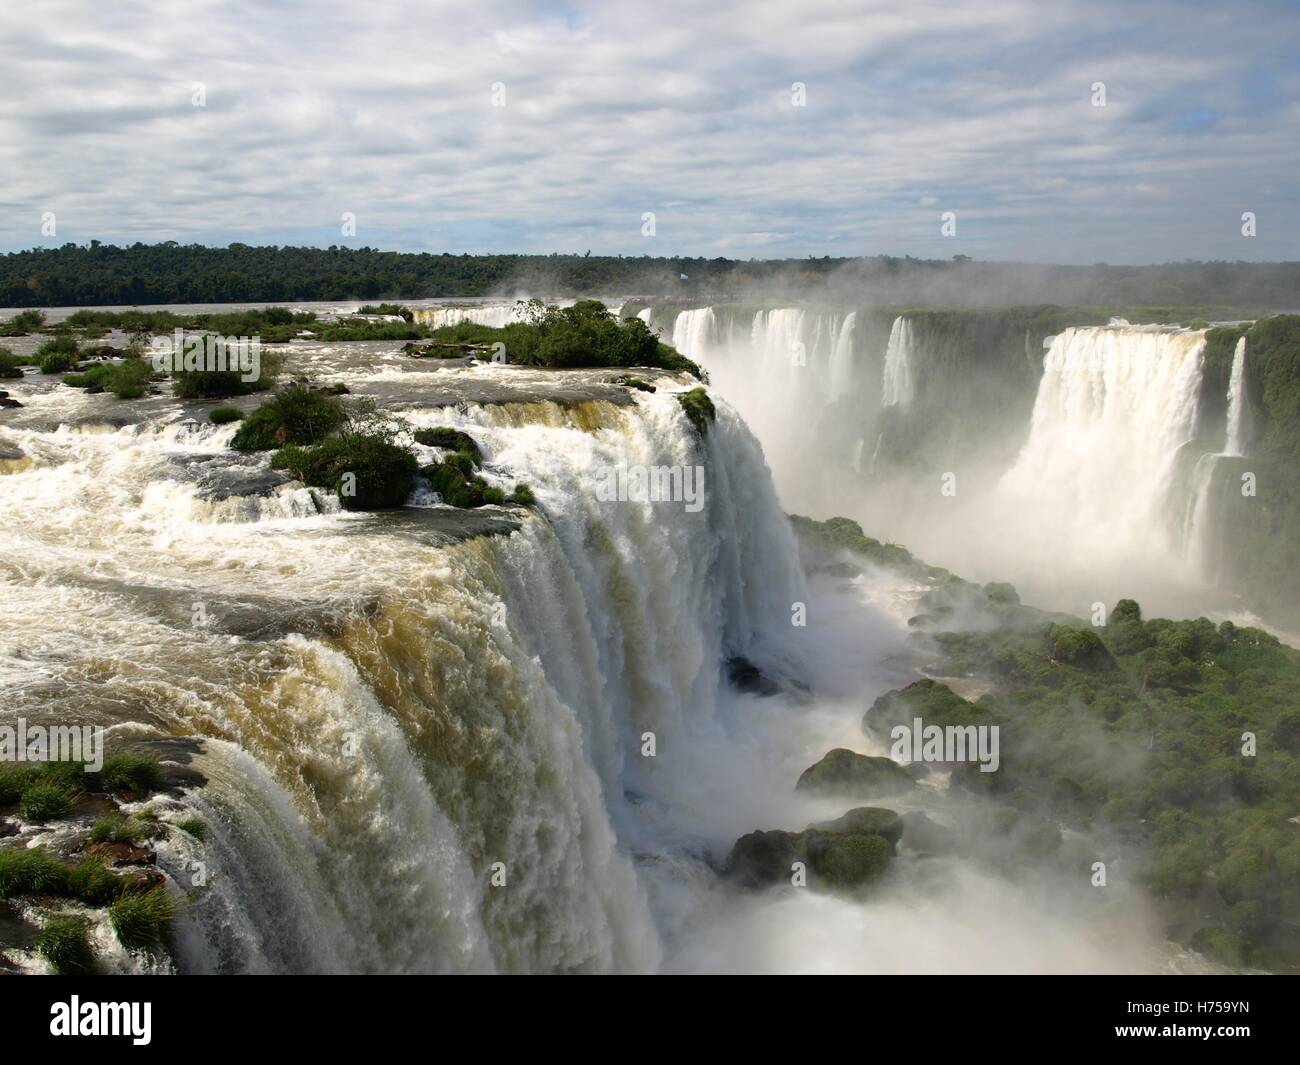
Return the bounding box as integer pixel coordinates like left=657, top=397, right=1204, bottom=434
left=0, top=354, right=815, bottom=973
left=998, top=325, right=1206, bottom=564
left=1183, top=336, right=1248, bottom=578
left=1224, top=336, right=1247, bottom=457
left=880, top=316, right=914, bottom=408
left=412, top=304, right=527, bottom=329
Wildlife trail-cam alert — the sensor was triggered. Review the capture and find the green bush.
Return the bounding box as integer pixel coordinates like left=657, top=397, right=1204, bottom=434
left=413, top=427, right=482, bottom=461
left=177, top=816, right=208, bottom=841
left=62, top=358, right=154, bottom=398
left=35, top=915, right=96, bottom=974
left=421, top=451, right=503, bottom=509
left=358, top=303, right=413, bottom=321
left=89, top=813, right=146, bottom=845
left=37, top=335, right=79, bottom=374
left=0, top=846, right=68, bottom=896
left=101, top=753, right=162, bottom=794
left=0, top=762, right=43, bottom=804
left=0, top=346, right=21, bottom=378
left=208, top=406, right=243, bottom=424
left=171, top=345, right=282, bottom=399
left=109, top=887, right=176, bottom=951
left=67, top=857, right=123, bottom=905
left=1049, top=625, right=1115, bottom=671
left=0, top=309, right=45, bottom=335
left=510, top=483, right=536, bottom=506
left=274, top=432, right=417, bottom=510
left=232, top=386, right=346, bottom=451
left=19, top=780, right=79, bottom=822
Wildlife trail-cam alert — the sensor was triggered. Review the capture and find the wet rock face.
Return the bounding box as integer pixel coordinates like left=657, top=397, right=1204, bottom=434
left=726, top=656, right=781, bottom=696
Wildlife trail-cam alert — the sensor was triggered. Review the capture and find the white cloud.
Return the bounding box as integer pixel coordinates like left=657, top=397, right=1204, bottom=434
left=0, top=0, right=1295, bottom=263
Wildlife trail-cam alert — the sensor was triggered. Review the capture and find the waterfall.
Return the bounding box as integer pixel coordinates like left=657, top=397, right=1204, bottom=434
left=880, top=316, right=914, bottom=408
left=670, top=307, right=717, bottom=357
left=1224, top=336, right=1247, bottom=457
left=999, top=325, right=1206, bottom=559
left=413, top=303, right=525, bottom=329
left=0, top=379, right=805, bottom=973
left=828, top=312, right=857, bottom=400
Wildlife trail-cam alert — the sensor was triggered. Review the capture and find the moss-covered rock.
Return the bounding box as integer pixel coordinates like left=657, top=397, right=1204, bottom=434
left=810, top=806, right=905, bottom=849
left=677, top=387, right=715, bottom=435
left=724, top=805, right=902, bottom=892
left=795, top=748, right=914, bottom=797
left=862, top=678, right=984, bottom=743
left=805, top=832, right=893, bottom=890
left=723, top=829, right=802, bottom=889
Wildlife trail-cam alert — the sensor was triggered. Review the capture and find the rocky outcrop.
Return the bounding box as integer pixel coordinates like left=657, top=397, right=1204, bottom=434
left=795, top=748, right=914, bottom=796
left=725, top=806, right=904, bottom=893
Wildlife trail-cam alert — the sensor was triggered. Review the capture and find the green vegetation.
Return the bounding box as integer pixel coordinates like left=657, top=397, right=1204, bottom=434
left=1, top=243, right=1295, bottom=306
left=35, top=916, right=95, bottom=974
left=420, top=449, right=506, bottom=509
left=36, top=334, right=80, bottom=374
left=0, top=309, right=45, bottom=335
left=1, top=755, right=161, bottom=815
left=887, top=595, right=1298, bottom=967
left=407, top=427, right=535, bottom=510
left=67, top=857, right=124, bottom=905
left=18, top=780, right=79, bottom=822
left=725, top=806, right=902, bottom=893
left=0, top=846, right=68, bottom=897
left=109, top=887, right=176, bottom=951
left=100, top=753, right=163, bottom=794
left=677, top=387, right=716, bottom=434
left=208, top=406, right=243, bottom=424
left=413, top=426, right=482, bottom=461
left=62, top=358, right=156, bottom=399
left=272, top=432, right=418, bottom=511
left=231, top=386, right=346, bottom=451
left=790, top=514, right=943, bottom=581
left=0, top=346, right=21, bottom=378
left=421, top=299, right=701, bottom=375
left=177, top=816, right=208, bottom=841
left=795, top=748, right=914, bottom=796
left=357, top=303, right=413, bottom=321
left=89, top=813, right=148, bottom=845
left=613, top=374, right=656, bottom=393
left=316, top=319, right=428, bottom=341
left=797, top=514, right=1300, bottom=968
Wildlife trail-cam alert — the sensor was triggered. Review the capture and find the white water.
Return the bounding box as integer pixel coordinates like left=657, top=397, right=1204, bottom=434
left=1224, top=336, right=1247, bottom=457
left=880, top=315, right=914, bottom=407
left=1183, top=336, right=1248, bottom=577
left=412, top=303, right=527, bottom=329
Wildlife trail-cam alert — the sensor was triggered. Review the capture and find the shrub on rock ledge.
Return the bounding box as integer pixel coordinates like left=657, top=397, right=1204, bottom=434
left=273, top=432, right=418, bottom=511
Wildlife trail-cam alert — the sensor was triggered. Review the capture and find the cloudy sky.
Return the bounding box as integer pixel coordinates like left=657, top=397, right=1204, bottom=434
left=0, top=0, right=1296, bottom=263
